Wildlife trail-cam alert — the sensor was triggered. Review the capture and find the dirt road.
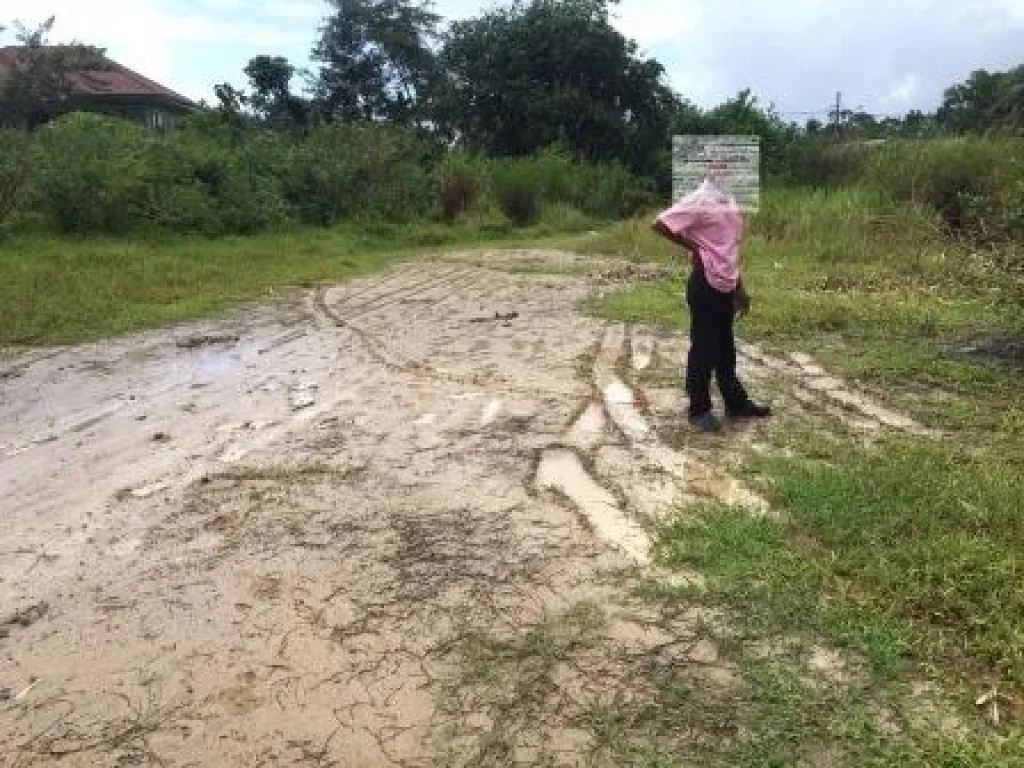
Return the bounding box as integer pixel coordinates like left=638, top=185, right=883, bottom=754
left=0, top=250, right=926, bottom=766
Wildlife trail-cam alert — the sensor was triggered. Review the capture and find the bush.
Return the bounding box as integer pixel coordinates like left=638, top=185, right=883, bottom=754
left=33, top=113, right=149, bottom=234
left=29, top=115, right=294, bottom=236
left=3, top=118, right=654, bottom=237
left=435, top=153, right=484, bottom=219
left=867, top=138, right=1024, bottom=239
left=787, top=138, right=878, bottom=187
left=285, top=123, right=432, bottom=225
left=0, top=129, right=35, bottom=225
left=509, top=147, right=652, bottom=218
left=493, top=162, right=541, bottom=225
left=573, top=160, right=654, bottom=218
left=214, top=132, right=292, bottom=234
left=487, top=148, right=652, bottom=224
left=134, top=135, right=224, bottom=234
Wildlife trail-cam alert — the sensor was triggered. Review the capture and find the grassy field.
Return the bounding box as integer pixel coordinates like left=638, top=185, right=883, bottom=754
left=583, top=187, right=1024, bottom=765
left=0, top=212, right=597, bottom=346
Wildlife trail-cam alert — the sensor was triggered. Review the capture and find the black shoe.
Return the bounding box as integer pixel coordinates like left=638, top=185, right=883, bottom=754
left=727, top=401, right=772, bottom=420
left=689, top=410, right=724, bottom=433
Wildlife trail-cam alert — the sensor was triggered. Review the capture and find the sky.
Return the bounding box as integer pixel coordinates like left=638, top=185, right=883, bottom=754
left=2, top=0, right=1024, bottom=120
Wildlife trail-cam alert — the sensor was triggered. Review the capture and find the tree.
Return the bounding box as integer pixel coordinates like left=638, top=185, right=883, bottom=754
left=213, top=82, right=248, bottom=115
left=312, top=0, right=440, bottom=123
left=244, top=55, right=309, bottom=128
left=670, top=90, right=798, bottom=183
left=938, top=65, right=1024, bottom=135
left=900, top=109, right=931, bottom=137
left=989, top=69, right=1024, bottom=135
left=205, top=57, right=311, bottom=135
left=435, top=0, right=676, bottom=179
left=0, top=17, right=107, bottom=129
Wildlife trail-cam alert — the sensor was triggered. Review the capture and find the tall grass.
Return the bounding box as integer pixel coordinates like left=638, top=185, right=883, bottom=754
left=866, top=138, right=1024, bottom=241
left=788, top=137, right=1024, bottom=247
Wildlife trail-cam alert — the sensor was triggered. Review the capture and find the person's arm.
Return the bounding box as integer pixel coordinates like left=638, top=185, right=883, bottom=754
left=734, top=276, right=751, bottom=317
left=651, top=219, right=699, bottom=256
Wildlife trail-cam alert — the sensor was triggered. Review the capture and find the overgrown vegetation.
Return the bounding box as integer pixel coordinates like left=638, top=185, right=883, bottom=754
left=0, top=113, right=655, bottom=237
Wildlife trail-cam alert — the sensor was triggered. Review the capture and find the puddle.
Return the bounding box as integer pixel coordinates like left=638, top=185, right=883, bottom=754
left=481, top=399, right=502, bottom=426
left=193, top=352, right=240, bottom=384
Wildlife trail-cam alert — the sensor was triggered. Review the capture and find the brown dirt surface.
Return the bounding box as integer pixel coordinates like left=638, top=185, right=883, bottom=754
left=0, top=250, right=927, bottom=766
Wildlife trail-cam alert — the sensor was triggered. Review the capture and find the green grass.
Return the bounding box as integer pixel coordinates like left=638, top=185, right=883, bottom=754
left=0, top=211, right=601, bottom=346
left=635, top=429, right=1024, bottom=767
left=659, top=435, right=1024, bottom=687
left=586, top=187, right=1024, bottom=432
left=583, top=185, right=1024, bottom=764
left=584, top=280, right=686, bottom=328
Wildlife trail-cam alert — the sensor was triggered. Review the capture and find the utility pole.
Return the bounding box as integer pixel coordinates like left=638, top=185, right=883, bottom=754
left=832, top=91, right=842, bottom=139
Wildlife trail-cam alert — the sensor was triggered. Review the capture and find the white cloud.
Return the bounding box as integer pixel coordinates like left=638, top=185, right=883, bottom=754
left=637, top=0, right=1024, bottom=112
left=886, top=74, right=919, bottom=106
left=613, top=0, right=701, bottom=46
left=4, top=0, right=1023, bottom=111
left=1, top=0, right=315, bottom=99
left=198, top=0, right=325, bottom=20
left=264, top=0, right=325, bottom=20
left=994, top=0, right=1024, bottom=18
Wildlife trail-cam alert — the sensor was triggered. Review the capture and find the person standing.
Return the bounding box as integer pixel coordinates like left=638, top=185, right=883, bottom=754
left=652, top=177, right=771, bottom=432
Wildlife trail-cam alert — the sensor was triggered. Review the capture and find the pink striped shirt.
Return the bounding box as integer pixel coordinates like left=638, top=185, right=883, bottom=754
left=657, top=181, right=744, bottom=293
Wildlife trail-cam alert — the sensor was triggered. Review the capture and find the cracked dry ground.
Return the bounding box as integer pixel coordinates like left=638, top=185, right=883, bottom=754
left=0, top=250, right=928, bottom=766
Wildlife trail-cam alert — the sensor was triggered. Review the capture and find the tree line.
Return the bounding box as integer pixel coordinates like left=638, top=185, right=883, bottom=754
left=3, top=0, right=1023, bottom=179
left=219, top=0, right=1024, bottom=152
left=0, top=1, right=1022, bottom=240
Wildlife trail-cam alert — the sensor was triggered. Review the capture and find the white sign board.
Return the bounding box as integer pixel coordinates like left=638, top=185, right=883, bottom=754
left=672, top=135, right=761, bottom=212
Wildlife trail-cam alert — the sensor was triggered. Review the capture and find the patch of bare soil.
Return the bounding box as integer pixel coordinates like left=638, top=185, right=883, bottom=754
left=949, top=334, right=1024, bottom=367
left=0, top=250, right=929, bottom=766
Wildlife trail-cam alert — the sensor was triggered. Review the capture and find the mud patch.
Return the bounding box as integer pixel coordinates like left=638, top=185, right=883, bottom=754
left=175, top=333, right=240, bottom=349
left=948, top=334, right=1024, bottom=367
left=1, top=250, right=930, bottom=765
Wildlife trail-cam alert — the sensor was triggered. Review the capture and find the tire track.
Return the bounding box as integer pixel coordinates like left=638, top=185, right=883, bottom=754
left=312, top=276, right=588, bottom=400
left=737, top=342, right=936, bottom=437
left=328, top=269, right=477, bottom=325
left=321, top=269, right=459, bottom=322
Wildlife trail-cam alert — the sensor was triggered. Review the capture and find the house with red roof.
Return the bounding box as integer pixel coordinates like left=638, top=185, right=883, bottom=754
left=0, top=46, right=200, bottom=129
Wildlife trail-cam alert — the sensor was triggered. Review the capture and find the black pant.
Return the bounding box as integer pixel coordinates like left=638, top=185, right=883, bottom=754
left=685, top=267, right=750, bottom=418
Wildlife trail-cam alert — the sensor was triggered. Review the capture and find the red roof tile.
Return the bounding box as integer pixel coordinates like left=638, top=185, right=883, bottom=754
left=0, top=47, right=197, bottom=110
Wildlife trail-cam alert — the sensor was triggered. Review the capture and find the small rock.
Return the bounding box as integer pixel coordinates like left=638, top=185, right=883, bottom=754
left=176, top=333, right=240, bottom=349
left=151, top=432, right=170, bottom=443
left=291, top=392, right=316, bottom=411
left=131, top=482, right=169, bottom=499
left=290, top=383, right=318, bottom=411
